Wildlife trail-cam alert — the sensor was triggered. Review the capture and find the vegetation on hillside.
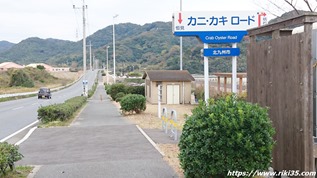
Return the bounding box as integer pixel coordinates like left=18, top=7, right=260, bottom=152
left=0, top=22, right=248, bottom=74
left=0, top=67, right=73, bottom=94
left=0, top=41, right=15, bottom=53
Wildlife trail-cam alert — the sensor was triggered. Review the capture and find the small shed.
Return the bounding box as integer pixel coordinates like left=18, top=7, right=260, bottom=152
left=142, top=70, right=195, bottom=104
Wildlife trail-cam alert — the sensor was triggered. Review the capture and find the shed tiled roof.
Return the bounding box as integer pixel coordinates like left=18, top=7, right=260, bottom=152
left=142, top=70, right=195, bottom=82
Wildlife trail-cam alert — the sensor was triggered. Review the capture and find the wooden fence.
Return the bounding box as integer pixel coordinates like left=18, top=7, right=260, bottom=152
left=247, top=13, right=317, bottom=175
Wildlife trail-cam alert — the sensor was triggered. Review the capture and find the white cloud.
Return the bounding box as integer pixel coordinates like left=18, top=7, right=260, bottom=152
left=1, top=0, right=264, bottom=43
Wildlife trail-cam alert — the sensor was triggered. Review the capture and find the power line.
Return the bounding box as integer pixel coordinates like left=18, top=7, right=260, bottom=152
left=70, top=0, right=81, bottom=40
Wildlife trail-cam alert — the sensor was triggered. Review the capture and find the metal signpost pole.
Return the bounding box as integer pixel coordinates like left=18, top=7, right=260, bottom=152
left=180, top=0, right=183, bottom=71
left=158, top=85, right=161, bottom=118
left=232, top=43, right=237, bottom=93
left=204, top=43, right=209, bottom=103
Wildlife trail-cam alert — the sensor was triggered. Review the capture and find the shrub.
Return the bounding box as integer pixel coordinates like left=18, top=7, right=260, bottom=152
left=128, top=72, right=142, bottom=77
left=88, top=80, right=98, bottom=98
left=120, top=94, right=146, bottom=114
left=104, top=84, right=111, bottom=93
left=115, top=92, right=126, bottom=102
left=9, top=70, right=34, bottom=88
left=194, top=86, right=204, bottom=101
left=36, top=65, right=45, bottom=70
left=179, top=95, right=275, bottom=178
left=108, top=83, right=126, bottom=101
left=38, top=96, right=87, bottom=123
left=0, top=142, right=23, bottom=175
left=126, top=86, right=145, bottom=96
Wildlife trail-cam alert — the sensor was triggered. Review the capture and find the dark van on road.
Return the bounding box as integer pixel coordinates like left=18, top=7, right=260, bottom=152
left=38, top=87, right=51, bottom=99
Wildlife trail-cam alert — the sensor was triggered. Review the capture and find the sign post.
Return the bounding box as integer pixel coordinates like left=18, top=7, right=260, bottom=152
left=232, top=43, right=237, bottom=93
left=172, top=11, right=266, bottom=101
left=204, top=43, right=209, bottom=103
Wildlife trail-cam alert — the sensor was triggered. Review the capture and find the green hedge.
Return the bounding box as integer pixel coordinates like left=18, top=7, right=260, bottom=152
left=88, top=80, right=98, bottom=98
left=107, top=83, right=145, bottom=101
left=38, top=96, right=87, bottom=123
left=126, top=86, right=145, bottom=96
left=179, top=95, right=275, bottom=178
left=0, top=142, right=23, bottom=175
left=108, top=83, right=126, bottom=101
left=120, top=94, right=146, bottom=114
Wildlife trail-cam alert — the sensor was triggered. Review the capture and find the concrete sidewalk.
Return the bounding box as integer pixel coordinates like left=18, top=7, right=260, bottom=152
left=17, top=82, right=177, bottom=178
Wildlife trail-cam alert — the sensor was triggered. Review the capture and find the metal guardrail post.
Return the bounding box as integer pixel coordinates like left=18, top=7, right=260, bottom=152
left=170, top=110, right=178, bottom=141
left=161, top=107, right=168, bottom=134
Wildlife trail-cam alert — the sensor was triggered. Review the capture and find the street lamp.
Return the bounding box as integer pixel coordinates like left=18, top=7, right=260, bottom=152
left=113, top=14, right=119, bottom=83
left=106, top=46, right=110, bottom=84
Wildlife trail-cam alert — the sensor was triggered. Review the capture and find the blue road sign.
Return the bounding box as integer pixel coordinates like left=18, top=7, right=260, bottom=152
left=174, top=31, right=247, bottom=43
left=204, top=48, right=240, bottom=57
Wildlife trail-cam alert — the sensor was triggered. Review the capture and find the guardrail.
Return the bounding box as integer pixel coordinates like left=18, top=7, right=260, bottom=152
left=161, top=107, right=179, bottom=141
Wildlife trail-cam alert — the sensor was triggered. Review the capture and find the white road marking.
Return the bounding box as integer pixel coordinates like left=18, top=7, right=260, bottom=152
left=136, top=125, right=165, bottom=156
left=0, top=120, right=39, bottom=142
left=12, top=106, right=24, bottom=110
left=15, top=126, right=37, bottom=145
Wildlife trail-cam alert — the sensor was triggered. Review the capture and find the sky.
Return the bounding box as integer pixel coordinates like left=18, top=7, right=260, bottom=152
left=1, top=0, right=273, bottom=43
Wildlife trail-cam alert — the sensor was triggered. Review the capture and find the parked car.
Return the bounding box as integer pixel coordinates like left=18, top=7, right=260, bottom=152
left=38, top=87, right=51, bottom=99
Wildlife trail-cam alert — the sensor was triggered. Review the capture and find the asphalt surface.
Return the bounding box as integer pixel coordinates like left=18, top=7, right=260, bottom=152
left=17, top=82, right=177, bottom=177
left=0, top=70, right=97, bottom=141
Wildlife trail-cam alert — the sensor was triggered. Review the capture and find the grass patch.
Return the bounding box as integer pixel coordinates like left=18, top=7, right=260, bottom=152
left=0, top=94, right=37, bottom=103
left=38, top=102, right=87, bottom=128
left=1, top=166, right=33, bottom=178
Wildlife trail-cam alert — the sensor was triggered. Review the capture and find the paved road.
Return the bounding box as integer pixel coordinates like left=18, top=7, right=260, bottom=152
left=17, top=80, right=177, bottom=177
left=0, top=70, right=97, bottom=141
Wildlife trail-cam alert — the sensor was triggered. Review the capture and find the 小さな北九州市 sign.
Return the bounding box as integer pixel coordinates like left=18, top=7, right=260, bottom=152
left=173, top=11, right=266, bottom=43
left=204, top=48, right=240, bottom=57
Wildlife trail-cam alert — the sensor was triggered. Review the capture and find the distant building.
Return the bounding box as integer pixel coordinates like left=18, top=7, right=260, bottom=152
left=0, top=62, right=24, bottom=71
left=142, top=70, right=195, bottom=104
left=27, top=63, right=69, bottom=72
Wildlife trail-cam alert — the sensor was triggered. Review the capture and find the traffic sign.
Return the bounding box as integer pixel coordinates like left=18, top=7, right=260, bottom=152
left=204, top=48, right=240, bottom=57
left=174, top=31, right=247, bottom=43
left=173, top=11, right=266, bottom=43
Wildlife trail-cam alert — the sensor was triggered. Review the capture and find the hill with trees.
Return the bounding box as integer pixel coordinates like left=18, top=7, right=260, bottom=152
left=0, top=21, right=248, bottom=74
left=0, top=41, right=15, bottom=53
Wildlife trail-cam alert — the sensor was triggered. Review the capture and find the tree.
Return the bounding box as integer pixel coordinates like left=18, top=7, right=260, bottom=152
left=254, top=0, right=317, bottom=18
left=36, top=65, right=45, bottom=70
left=9, top=69, right=34, bottom=88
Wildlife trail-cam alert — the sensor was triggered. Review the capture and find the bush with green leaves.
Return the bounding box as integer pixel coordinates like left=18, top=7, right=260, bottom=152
left=88, top=80, right=98, bottom=98
left=9, top=69, right=34, bottom=88
left=120, top=94, right=146, bottom=114
left=126, top=86, right=145, bottom=96
left=115, top=92, right=126, bottom=102
left=108, top=83, right=126, bottom=101
left=0, top=142, right=23, bottom=175
left=38, top=96, right=87, bottom=123
left=179, top=95, right=275, bottom=178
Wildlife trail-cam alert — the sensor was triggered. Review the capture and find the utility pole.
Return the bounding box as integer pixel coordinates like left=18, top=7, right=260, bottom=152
left=92, top=55, right=96, bottom=69
left=113, top=14, right=118, bottom=83
left=89, top=41, right=92, bottom=70
left=73, top=0, right=88, bottom=96
left=106, top=46, right=110, bottom=84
